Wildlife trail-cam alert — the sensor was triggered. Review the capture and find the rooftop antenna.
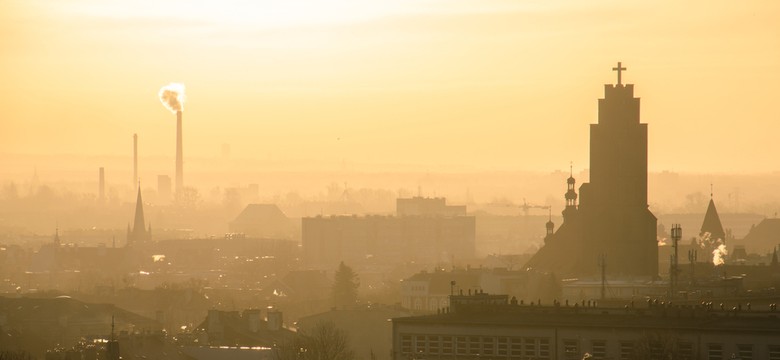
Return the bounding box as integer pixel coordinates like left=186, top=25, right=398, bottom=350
left=598, top=254, right=606, bottom=300
left=111, top=315, right=115, bottom=341
left=670, top=224, right=682, bottom=298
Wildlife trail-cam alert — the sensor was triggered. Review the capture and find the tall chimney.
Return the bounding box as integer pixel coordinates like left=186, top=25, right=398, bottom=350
left=175, top=111, right=183, bottom=195
left=133, top=134, right=138, bottom=189
left=99, top=167, right=105, bottom=202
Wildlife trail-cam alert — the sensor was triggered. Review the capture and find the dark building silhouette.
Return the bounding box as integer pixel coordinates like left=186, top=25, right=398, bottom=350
left=527, top=63, right=657, bottom=278
left=701, top=196, right=726, bottom=242
left=126, top=186, right=151, bottom=246
left=742, top=218, right=780, bottom=254
left=229, top=204, right=296, bottom=238
left=302, top=197, right=475, bottom=269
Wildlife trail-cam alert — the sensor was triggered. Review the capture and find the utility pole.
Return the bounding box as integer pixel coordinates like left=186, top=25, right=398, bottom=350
left=688, top=249, right=698, bottom=287
left=670, top=224, right=682, bottom=298
left=598, top=254, right=606, bottom=300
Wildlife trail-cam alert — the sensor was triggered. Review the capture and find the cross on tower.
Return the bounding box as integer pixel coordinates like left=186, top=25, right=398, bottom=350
left=612, top=62, right=627, bottom=85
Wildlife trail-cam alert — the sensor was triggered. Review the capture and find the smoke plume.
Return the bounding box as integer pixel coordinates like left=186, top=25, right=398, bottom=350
left=712, top=244, right=728, bottom=266
left=158, top=83, right=186, bottom=113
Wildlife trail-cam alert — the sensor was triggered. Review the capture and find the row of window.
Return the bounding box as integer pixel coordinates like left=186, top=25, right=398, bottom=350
left=399, top=334, right=780, bottom=360
left=400, top=335, right=550, bottom=359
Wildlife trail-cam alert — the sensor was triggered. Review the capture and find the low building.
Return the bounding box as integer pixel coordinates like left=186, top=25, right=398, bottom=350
left=392, top=292, right=780, bottom=360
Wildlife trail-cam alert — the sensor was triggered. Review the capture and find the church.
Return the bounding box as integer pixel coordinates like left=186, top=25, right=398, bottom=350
left=526, top=63, right=658, bottom=279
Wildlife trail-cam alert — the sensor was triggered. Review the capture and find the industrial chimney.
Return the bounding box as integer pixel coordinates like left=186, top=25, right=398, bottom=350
left=175, top=111, right=183, bottom=195
left=99, top=167, right=105, bottom=202
left=133, top=133, right=138, bottom=189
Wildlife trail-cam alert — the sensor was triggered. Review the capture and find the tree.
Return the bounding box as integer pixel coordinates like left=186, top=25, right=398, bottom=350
left=276, top=321, right=355, bottom=360
left=332, top=261, right=359, bottom=308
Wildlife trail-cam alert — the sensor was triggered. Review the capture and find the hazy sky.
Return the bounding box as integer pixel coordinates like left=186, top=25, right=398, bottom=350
left=1, top=0, right=778, bottom=173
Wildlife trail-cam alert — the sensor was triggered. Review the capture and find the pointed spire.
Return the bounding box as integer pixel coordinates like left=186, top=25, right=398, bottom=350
left=701, top=197, right=726, bottom=242
left=130, top=185, right=147, bottom=245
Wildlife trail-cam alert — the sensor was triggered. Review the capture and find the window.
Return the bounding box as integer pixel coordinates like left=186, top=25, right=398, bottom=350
left=539, top=338, right=551, bottom=359
left=679, top=342, right=694, bottom=360
left=441, top=336, right=453, bottom=355
left=427, top=335, right=440, bottom=355
left=401, top=335, right=412, bottom=355
left=591, top=340, right=606, bottom=359
left=510, top=337, right=523, bottom=357
left=619, top=341, right=634, bottom=360
left=497, top=337, right=509, bottom=356
left=415, top=335, right=426, bottom=355
left=469, top=336, right=480, bottom=356
left=456, top=336, right=468, bottom=356
left=482, top=337, right=495, bottom=355
left=770, top=345, right=780, bottom=360
left=524, top=338, right=537, bottom=357
left=707, top=344, right=723, bottom=360
left=737, top=344, right=753, bottom=360
left=564, top=339, right=580, bottom=360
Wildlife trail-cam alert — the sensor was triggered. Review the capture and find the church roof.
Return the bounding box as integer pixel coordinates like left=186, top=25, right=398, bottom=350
left=700, top=199, right=726, bottom=241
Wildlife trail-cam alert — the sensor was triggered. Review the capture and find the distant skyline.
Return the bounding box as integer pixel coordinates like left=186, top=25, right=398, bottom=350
left=1, top=0, right=779, bottom=173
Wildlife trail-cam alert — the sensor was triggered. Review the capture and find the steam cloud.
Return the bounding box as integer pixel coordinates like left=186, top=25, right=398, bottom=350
left=158, top=83, right=186, bottom=113
left=712, top=244, right=728, bottom=266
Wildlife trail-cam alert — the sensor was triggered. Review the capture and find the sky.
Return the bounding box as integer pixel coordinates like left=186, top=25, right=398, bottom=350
left=1, top=0, right=779, bottom=174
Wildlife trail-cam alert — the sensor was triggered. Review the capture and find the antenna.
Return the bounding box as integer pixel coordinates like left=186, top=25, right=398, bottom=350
left=598, top=254, right=606, bottom=300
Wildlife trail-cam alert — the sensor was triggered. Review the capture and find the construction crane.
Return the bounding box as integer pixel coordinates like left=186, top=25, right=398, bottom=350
left=488, top=198, right=550, bottom=217
left=519, top=198, right=551, bottom=217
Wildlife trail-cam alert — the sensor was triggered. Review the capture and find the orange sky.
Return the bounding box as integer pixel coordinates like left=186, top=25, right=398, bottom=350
left=1, top=0, right=779, bottom=173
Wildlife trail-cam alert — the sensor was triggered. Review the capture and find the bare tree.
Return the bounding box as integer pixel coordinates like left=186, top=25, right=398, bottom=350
left=276, top=321, right=355, bottom=360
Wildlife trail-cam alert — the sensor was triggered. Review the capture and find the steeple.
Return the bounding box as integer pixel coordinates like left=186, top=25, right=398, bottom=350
left=133, top=185, right=146, bottom=233
left=701, top=193, right=726, bottom=243
left=128, top=184, right=151, bottom=246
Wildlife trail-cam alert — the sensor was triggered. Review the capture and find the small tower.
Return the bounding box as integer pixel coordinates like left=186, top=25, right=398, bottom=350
left=53, top=226, right=61, bottom=246
left=563, top=164, right=578, bottom=221
left=545, top=209, right=555, bottom=242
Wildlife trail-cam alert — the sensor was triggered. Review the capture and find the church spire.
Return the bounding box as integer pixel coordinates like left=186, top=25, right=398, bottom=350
left=129, top=184, right=149, bottom=245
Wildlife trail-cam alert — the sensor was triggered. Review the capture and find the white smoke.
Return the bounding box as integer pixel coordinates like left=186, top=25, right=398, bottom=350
left=158, top=83, right=186, bottom=113
left=712, top=244, right=728, bottom=266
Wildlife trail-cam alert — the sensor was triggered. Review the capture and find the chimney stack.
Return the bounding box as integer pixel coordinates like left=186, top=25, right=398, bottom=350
left=99, top=167, right=105, bottom=202
left=133, top=133, right=138, bottom=189
left=175, top=111, right=183, bottom=195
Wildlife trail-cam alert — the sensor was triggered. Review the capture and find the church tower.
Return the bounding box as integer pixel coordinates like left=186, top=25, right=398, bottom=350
left=526, top=63, right=658, bottom=278
left=127, top=185, right=152, bottom=246
left=579, top=62, right=657, bottom=277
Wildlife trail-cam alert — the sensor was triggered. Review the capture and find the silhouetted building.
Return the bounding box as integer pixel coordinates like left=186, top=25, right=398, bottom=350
left=526, top=63, right=657, bottom=278
left=195, top=308, right=296, bottom=347
left=303, top=197, right=474, bottom=269
left=229, top=204, right=295, bottom=239
left=397, top=197, right=466, bottom=217
left=392, top=292, right=780, bottom=360
left=126, top=187, right=151, bottom=246
left=742, top=218, right=780, bottom=254
left=701, top=197, right=726, bottom=242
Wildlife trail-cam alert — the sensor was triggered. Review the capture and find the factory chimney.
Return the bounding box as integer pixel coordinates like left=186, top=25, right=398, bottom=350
left=99, top=167, right=105, bottom=203
left=133, top=133, right=138, bottom=189
left=175, top=110, right=183, bottom=195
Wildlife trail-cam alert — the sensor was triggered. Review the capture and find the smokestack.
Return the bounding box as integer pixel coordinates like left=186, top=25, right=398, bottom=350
left=133, top=134, right=138, bottom=189
left=158, top=83, right=186, bottom=196
left=176, top=110, right=183, bottom=195
left=99, top=167, right=105, bottom=202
